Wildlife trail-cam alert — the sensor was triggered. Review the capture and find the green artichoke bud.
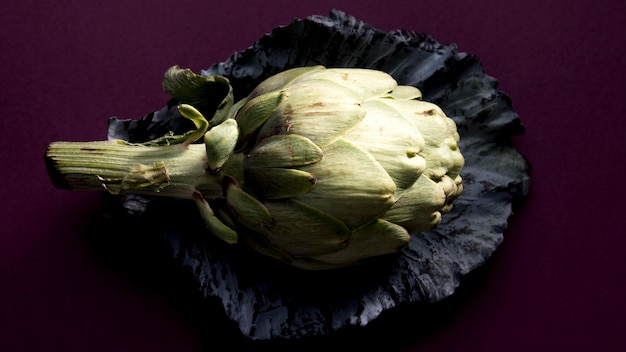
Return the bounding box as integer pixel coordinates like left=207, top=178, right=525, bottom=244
left=223, top=66, right=463, bottom=269
left=45, top=65, right=463, bottom=270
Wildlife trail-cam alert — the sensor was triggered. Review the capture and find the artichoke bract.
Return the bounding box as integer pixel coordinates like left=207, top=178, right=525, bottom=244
left=45, top=65, right=464, bottom=270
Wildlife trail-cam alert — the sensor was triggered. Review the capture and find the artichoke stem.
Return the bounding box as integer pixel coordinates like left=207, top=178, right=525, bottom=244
left=45, top=141, right=224, bottom=200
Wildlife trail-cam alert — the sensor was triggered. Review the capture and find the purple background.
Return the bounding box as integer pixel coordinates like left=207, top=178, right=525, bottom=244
left=2, top=0, right=625, bottom=351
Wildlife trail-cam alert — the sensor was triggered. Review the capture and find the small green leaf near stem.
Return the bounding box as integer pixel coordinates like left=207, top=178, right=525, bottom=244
left=177, top=104, right=209, bottom=146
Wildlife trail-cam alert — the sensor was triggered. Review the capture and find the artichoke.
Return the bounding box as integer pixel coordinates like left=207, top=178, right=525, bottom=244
left=46, top=65, right=464, bottom=270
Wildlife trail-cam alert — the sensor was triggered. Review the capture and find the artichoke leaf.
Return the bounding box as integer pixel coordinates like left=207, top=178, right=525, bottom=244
left=224, top=177, right=273, bottom=234
left=162, top=65, right=234, bottom=124
left=311, top=218, right=410, bottom=265
left=245, top=167, right=317, bottom=199
left=384, top=85, right=422, bottom=100
left=204, top=118, right=238, bottom=172
left=343, top=98, right=426, bottom=193
left=235, top=90, right=287, bottom=150
left=239, top=228, right=293, bottom=263
left=247, top=65, right=324, bottom=99
left=177, top=104, right=210, bottom=146
left=121, top=104, right=210, bottom=147
left=377, top=98, right=464, bottom=177
left=194, top=196, right=238, bottom=244
left=297, top=139, right=396, bottom=229
left=263, top=199, right=350, bottom=257
left=255, top=81, right=366, bottom=148
left=382, top=176, right=446, bottom=232
left=387, top=98, right=452, bottom=143
left=246, top=134, right=323, bottom=168
left=309, top=68, right=398, bottom=101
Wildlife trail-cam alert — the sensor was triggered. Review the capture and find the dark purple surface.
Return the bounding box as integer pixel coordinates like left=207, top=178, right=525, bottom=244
left=1, top=1, right=625, bottom=351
